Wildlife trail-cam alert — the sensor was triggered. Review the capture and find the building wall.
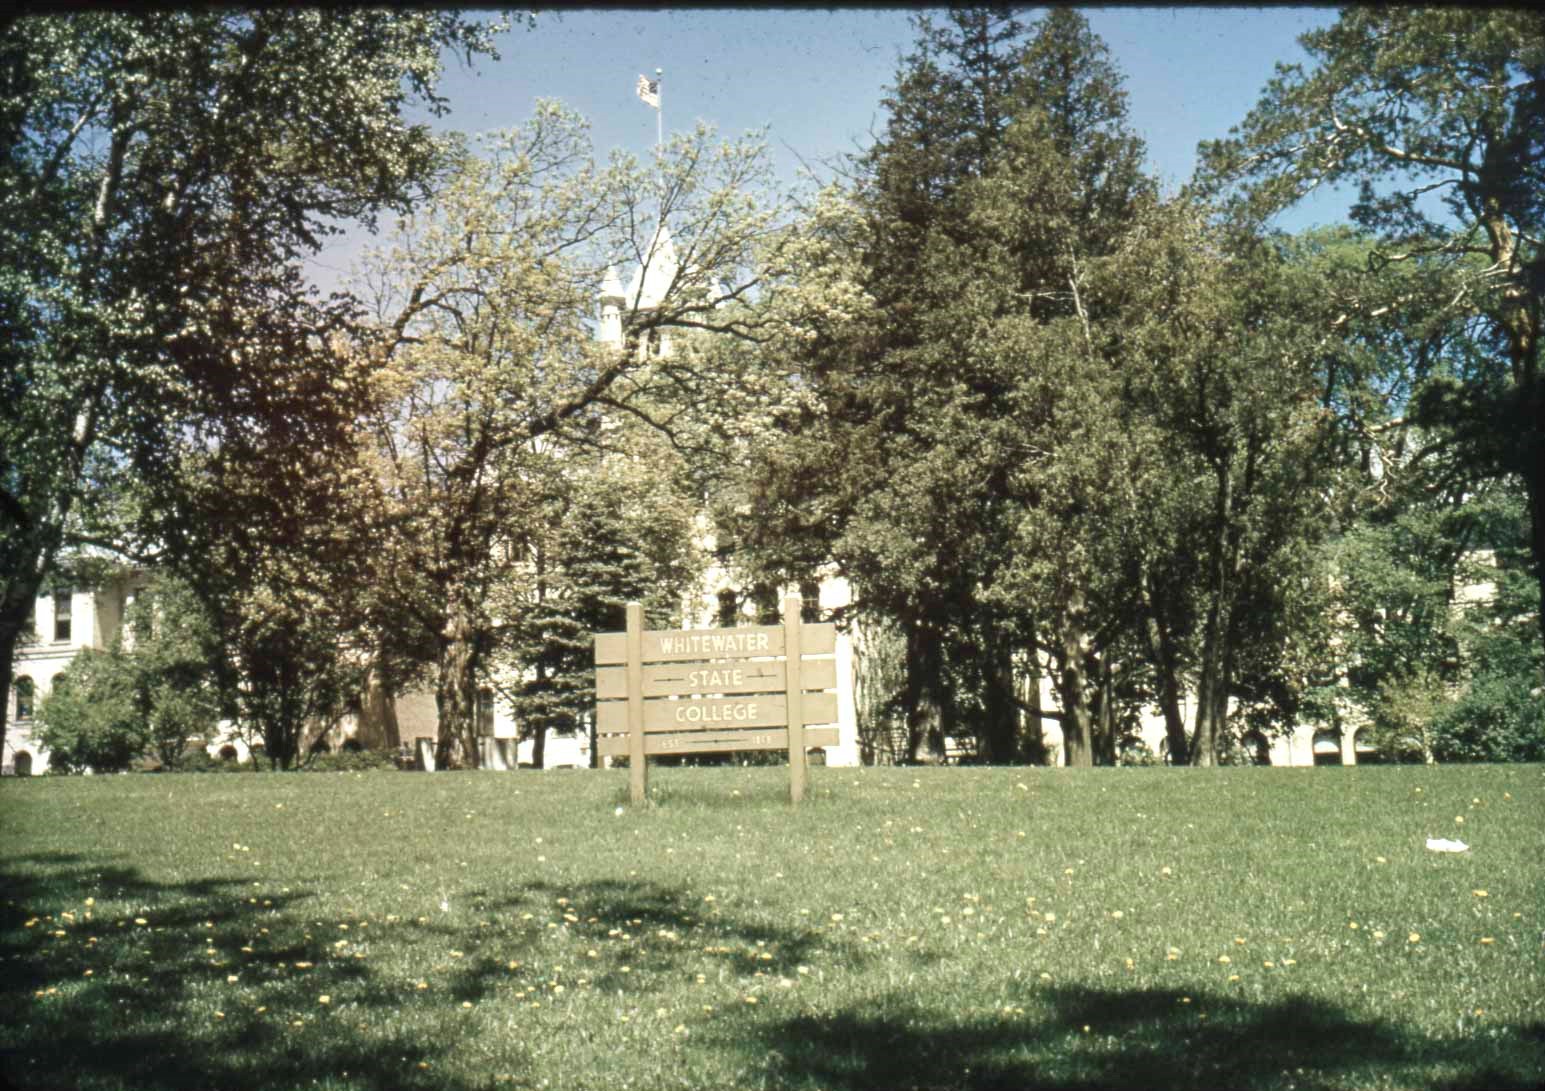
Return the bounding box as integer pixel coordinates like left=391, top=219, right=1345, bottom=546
left=7, top=581, right=137, bottom=775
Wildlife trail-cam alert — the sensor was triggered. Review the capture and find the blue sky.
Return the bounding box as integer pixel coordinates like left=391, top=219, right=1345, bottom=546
left=307, top=7, right=1349, bottom=293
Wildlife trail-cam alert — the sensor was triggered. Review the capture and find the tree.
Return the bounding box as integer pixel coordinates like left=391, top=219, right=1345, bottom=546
left=0, top=10, right=507, bottom=765
left=1198, top=8, right=1545, bottom=648
left=33, top=572, right=222, bottom=771
left=498, top=422, right=703, bottom=768
left=34, top=647, right=141, bottom=773
left=359, top=104, right=787, bottom=767
left=734, top=9, right=1161, bottom=765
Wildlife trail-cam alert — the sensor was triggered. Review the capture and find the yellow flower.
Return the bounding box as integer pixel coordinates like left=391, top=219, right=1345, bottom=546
left=1472, top=890, right=1488, bottom=898
left=1408, top=933, right=1420, bottom=944
left=319, top=995, right=331, bottom=1005
left=1217, top=955, right=1231, bottom=964
left=1479, top=937, right=1495, bottom=945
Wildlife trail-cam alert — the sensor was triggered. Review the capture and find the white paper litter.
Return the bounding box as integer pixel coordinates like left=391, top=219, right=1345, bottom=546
left=1425, top=837, right=1469, bottom=853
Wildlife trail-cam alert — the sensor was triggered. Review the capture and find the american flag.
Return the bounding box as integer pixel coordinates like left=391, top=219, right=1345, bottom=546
left=636, top=74, right=660, bottom=109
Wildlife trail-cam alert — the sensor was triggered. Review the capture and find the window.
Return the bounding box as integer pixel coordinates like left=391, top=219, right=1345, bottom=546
left=751, top=584, right=780, bottom=625
left=14, top=677, right=34, bottom=721
left=477, top=688, right=496, bottom=737
left=53, top=593, right=71, bottom=643
left=799, top=579, right=822, bottom=624
left=716, top=589, right=739, bottom=628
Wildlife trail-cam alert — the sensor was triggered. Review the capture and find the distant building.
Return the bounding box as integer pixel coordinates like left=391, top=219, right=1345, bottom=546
left=6, top=574, right=143, bottom=775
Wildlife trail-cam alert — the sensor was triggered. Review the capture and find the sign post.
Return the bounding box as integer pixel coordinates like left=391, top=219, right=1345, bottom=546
left=594, top=594, right=837, bottom=804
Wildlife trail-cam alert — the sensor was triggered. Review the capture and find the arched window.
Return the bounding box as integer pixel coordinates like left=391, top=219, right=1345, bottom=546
left=1312, top=729, right=1343, bottom=766
left=218, top=745, right=238, bottom=762
left=1242, top=730, right=1271, bottom=766
left=14, top=677, right=34, bottom=721
left=13, top=751, right=32, bottom=777
left=716, top=589, right=738, bottom=628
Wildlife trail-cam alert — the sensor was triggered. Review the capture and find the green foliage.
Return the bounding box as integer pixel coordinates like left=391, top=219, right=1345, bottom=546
left=0, top=9, right=507, bottom=763
left=1199, top=8, right=1545, bottom=644
left=499, top=424, right=703, bottom=767
left=358, top=102, right=783, bottom=767
left=33, top=574, right=222, bottom=772
left=302, top=748, right=400, bottom=774
left=34, top=648, right=142, bottom=773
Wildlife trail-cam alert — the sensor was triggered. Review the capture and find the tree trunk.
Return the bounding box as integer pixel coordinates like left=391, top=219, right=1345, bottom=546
left=902, top=622, right=944, bottom=763
left=1089, top=653, right=1117, bottom=766
left=1056, top=596, right=1094, bottom=768
left=357, top=660, right=400, bottom=750
left=1190, top=459, right=1235, bottom=768
left=979, top=632, right=1019, bottom=763
left=0, top=573, right=45, bottom=766
left=531, top=723, right=547, bottom=771
left=1140, top=565, right=1189, bottom=765
left=435, top=599, right=481, bottom=770
left=1020, top=636, right=1049, bottom=765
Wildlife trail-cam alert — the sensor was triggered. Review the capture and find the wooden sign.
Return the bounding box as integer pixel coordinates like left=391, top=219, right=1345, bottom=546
left=594, top=595, right=837, bottom=803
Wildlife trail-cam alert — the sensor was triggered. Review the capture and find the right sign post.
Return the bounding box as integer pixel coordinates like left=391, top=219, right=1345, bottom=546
left=593, top=594, right=838, bottom=803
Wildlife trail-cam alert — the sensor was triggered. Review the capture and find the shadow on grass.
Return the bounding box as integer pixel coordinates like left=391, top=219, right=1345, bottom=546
left=0, top=856, right=889, bottom=1090
left=742, top=986, right=1545, bottom=1091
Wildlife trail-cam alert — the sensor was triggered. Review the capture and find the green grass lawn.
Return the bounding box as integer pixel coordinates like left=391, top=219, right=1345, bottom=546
left=1, top=765, right=1541, bottom=1090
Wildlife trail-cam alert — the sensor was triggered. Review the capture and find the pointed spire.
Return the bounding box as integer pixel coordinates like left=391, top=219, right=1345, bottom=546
left=599, top=265, right=625, bottom=306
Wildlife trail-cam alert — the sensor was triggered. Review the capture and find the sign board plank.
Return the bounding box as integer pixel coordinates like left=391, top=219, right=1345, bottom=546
left=597, top=725, right=839, bottom=759
left=595, top=622, right=836, bottom=665
left=595, top=658, right=836, bottom=700
left=596, top=691, right=837, bottom=734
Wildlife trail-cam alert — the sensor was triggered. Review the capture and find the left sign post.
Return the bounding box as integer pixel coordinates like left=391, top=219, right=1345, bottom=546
left=625, top=602, right=647, bottom=804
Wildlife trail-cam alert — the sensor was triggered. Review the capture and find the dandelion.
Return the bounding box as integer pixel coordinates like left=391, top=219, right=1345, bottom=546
left=1374, top=856, right=1387, bottom=864
left=1160, top=866, right=1172, bottom=877
left=1218, top=955, right=1231, bottom=964
left=1111, top=911, right=1124, bottom=920
left=416, top=982, right=429, bottom=991
left=1454, top=815, right=1465, bottom=825
left=1480, top=937, right=1495, bottom=945
left=319, top=995, right=331, bottom=1005
left=462, top=1001, right=473, bottom=1009
left=1408, top=933, right=1420, bottom=944
left=1472, top=890, right=1488, bottom=898
left=1228, top=974, right=1240, bottom=983
left=227, top=974, right=239, bottom=984
left=134, top=918, right=148, bottom=926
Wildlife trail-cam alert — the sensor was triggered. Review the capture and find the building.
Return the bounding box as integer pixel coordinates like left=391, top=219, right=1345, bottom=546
left=5, top=574, right=142, bottom=775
